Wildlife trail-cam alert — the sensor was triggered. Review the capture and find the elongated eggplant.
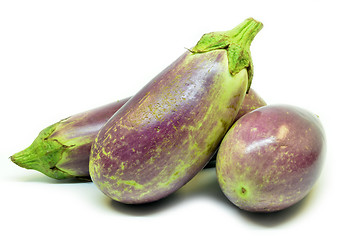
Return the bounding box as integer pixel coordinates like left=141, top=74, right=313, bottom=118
left=10, top=98, right=130, bottom=179
left=89, top=18, right=263, bottom=204
left=11, top=88, right=263, bottom=179
left=11, top=19, right=263, bottom=183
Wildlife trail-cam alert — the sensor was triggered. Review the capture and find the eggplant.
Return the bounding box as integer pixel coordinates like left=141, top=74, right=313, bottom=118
left=11, top=88, right=263, bottom=179
left=89, top=18, right=263, bottom=204
left=216, top=105, right=326, bottom=212
left=10, top=99, right=130, bottom=179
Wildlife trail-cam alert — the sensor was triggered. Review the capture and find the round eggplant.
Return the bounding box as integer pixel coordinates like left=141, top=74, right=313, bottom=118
left=89, top=18, right=263, bottom=204
left=216, top=105, right=326, bottom=212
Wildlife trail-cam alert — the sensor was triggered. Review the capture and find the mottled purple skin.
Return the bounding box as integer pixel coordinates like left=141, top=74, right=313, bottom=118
left=90, top=50, right=248, bottom=204
left=12, top=86, right=260, bottom=179
left=49, top=89, right=262, bottom=174
left=216, top=105, right=326, bottom=212
left=11, top=98, right=130, bottom=179
left=45, top=89, right=262, bottom=174
left=53, top=99, right=130, bottom=176
left=206, top=88, right=266, bottom=168
left=235, top=88, right=266, bottom=120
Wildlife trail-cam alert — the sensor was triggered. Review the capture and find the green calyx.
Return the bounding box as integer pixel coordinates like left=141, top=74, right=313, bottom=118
left=192, top=18, right=263, bottom=91
left=10, top=124, right=74, bottom=180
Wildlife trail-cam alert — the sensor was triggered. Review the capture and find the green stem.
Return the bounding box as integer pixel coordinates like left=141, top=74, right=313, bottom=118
left=192, top=18, right=263, bottom=91
left=10, top=124, right=73, bottom=179
left=229, top=19, right=261, bottom=46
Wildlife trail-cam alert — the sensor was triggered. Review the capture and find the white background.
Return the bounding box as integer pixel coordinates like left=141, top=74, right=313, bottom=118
left=1, top=0, right=361, bottom=239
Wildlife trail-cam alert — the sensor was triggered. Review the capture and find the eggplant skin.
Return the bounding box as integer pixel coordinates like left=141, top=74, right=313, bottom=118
left=10, top=90, right=260, bottom=179
left=205, top=88, right=266, bottom=168
left=10, top=99, right=129, bottom=179
left=90, top=50, right=249, bottom=204
left=234, top=88, right=266, bottom=120
left=216, top=105, right=326, bottom=212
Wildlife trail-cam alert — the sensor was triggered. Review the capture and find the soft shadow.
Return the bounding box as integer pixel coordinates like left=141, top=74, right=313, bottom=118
left=108, top=193, right=181, bottom=216
left=15, top=165, right=321, bottom=225
left=107, top=168, right=220, bottom=216
left=237, top=185, right=320, bottom=227
left=14, top=172, right=92, bottom=184
left=175, top=168, right=321, bottom=227
left=176, top=168, right=224, bottom=200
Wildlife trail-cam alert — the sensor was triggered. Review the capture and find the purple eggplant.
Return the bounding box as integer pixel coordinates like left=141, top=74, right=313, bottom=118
left=10, top=98, right=130, bottom=179
left=89, top=18, right=263, bottom=204
left=216, top=105, right=326, bottom=212
left=11, top=88, right=264, bottom=179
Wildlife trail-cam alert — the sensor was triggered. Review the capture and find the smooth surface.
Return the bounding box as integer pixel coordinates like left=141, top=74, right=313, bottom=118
left=216, top=105, right=326, bottom=212
left=1, top=1, right=361, bottom=239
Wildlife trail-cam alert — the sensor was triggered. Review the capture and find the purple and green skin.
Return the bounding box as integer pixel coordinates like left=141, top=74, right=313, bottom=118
left=89, top=18, right=263, bottom=204
left=10, top=89, right=264, bottom=180
left=11, top=19, right=263, bottom=183
left=206, top=88, right=266, bottom=168
left=216, top=105, right=326, bottom=212
left=234, top=88, right=266, bottom=120
left=10, top=99, right=129, bottom=179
